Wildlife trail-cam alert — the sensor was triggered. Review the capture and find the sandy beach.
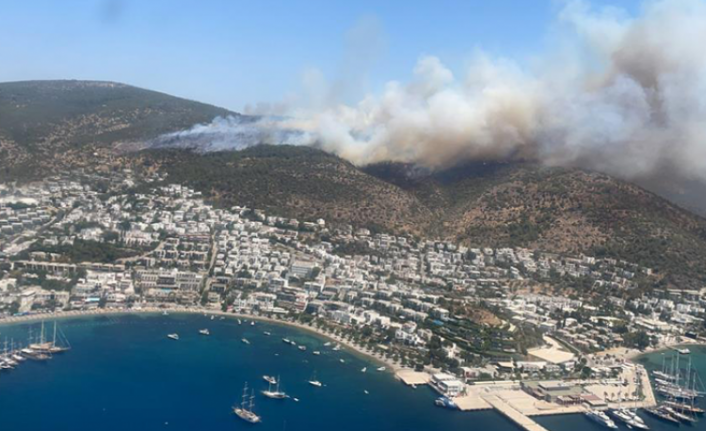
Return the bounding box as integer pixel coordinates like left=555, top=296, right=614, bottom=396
left=0, top=306, right=403, bottom=373
left=596, top=335, right=706, bottom=361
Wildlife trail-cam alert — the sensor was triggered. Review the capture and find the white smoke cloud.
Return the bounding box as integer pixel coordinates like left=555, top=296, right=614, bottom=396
left=297, top=0, right=706, bottom=183
left=149, top=116, right=311, bottom=152
left=158, top=0, right=706, bottom=186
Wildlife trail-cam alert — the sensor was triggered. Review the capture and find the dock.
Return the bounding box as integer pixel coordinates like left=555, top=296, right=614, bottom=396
left=483, top=395, right=550, bottom=431
left=395, top=369, right=431, bottom=386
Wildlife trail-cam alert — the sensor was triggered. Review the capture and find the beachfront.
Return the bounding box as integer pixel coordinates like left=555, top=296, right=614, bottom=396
left=0, top=306, right=403, bottom=373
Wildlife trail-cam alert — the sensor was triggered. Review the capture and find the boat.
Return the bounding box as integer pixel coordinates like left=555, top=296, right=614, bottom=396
left=282, top=338, right=291, bottom=344
left=167, top=333, right=179, bottom=340
left=261, top=377, right=287, bottom=399
left=434, top=396, right=458, bottom=409
left=238, top=319, right=242, bottom=325
left=312, top=351, right=321, bottom=355
left=677, top=348, right=691, bottom=355
left=263, top=375, right=277, bottom=385
left=665, top=400, right=706, bottom=415
left=624, top=410, right=650, bottom=430
left=364, top=390, right=369, bottom=395
left=585, top=410, right=618, bottom=429
left=29, top=321, right=57, bottom=353
left=199, top=329, right=210, bottom=336
left=323, top=342, right=331, bottom=347
left=339, top=359, right=345, bottom=364
left=211, top=315, right=215, bottom=321
left=162, top=310, right=169, bottom=316
left=233, top=383, right=261, bottom=424
left=308, top=371, right=322, bottom=387
left=263, top=331, right=271, bottom=336
left=251, top=321, right=255, bottom=326
left=44, top=322, right=70, bottom=353
left=332, top=344, right=341, bottom=351
left=608, top=409, right=643, bottom=429
left=22, top=347, right=50, bottom=361
left=298, top=345, right=307, bottom=352
left=664, top=406, right=697, bottom=423
left=411, top=384, right=417, bottom=389
left=376, top=366, right=386, bottom=372
left=361, top=367, right=367, bottom=373
left=644, top=406, right=681, bottom=425
left=242, top=338, right=250, bottom=345
left=292, top=397, right=300, bottom=402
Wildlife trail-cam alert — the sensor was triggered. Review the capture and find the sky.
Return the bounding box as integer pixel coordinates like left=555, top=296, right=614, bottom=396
left=0, top=0, right=641, bottom=112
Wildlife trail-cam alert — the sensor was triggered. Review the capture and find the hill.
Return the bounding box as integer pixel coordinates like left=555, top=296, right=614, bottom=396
left=1, top=80, right=705, bottom=289
left=0, top=80, right=234, bottom=179
left=141, top=145, right=706, bottom=289
left=137, top=146, right=434, bottom=235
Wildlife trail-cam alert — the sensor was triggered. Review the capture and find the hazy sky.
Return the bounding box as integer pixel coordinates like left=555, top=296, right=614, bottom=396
left=0, top=0, right=640, bottom=112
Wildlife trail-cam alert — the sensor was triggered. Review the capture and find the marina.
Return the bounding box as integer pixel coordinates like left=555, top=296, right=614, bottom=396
left=2, top=312, right=706, bottom=431
left=1, top=320, right=70, bottom=370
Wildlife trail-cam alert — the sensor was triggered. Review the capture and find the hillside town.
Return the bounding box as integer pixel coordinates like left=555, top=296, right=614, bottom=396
left=1, top=171, right=704, bottom=422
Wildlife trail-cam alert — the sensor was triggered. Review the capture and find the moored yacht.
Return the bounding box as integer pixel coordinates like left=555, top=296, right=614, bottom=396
left=199, top=329, right=210, bottom=335
left=167, top=333, right=179, bottom=340
left=263, top=375, right=277, bottom=385
left=644, top=406, right=681, bottom=425
left=608, top=409, right=646, bottom=429
left=585, top=410, right=618, bottom=429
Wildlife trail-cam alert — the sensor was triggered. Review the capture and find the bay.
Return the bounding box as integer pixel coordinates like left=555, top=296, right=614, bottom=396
left=1, top=313, right=703, bottom=431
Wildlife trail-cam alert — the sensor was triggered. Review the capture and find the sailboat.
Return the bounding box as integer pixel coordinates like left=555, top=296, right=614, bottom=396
left=48, top=322, right=71, bottom=353
left=308, top=370, right=322, bottom=387
left=23, top=326, right=51, bottom=360
left=262, top=376, right=287, bottom=399
left=233, top=383, right=261, bottom=424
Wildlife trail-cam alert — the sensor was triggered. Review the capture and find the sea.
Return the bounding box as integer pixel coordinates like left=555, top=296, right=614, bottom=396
left=0, top=313, right=703, bottom=431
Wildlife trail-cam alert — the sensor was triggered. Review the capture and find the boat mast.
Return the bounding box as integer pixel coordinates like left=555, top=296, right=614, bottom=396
left=242, top=383, right=249, bottom=409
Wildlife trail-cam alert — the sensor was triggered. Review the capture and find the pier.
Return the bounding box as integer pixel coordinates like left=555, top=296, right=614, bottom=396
left=483, top=395, right=550, bottom=431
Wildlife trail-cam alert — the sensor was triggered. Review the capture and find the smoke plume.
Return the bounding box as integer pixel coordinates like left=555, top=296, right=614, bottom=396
left=159, top=0, right=706, bottom=186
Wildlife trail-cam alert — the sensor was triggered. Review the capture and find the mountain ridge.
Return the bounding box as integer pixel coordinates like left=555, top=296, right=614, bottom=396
left=138, top=145, right=706, bottom=289
left=1, top=80, right=705, bottom=289
left=0, top=79, right=236, bottom=179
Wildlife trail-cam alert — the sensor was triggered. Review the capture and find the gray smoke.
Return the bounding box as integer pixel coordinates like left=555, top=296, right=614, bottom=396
left=157, top=0, right=706, bottom=187
left=148, top=115, right=311, bottom=152
left=307, top=0, right=706, bottom=185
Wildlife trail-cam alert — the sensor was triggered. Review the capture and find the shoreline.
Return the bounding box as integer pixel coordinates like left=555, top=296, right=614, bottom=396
left=0, top=307, right=403, bottom=373
left=597, top=336, right=706, bottom=362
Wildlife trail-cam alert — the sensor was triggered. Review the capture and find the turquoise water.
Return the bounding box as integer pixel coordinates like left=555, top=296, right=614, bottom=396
left=0, top=314, right=702, bottom=431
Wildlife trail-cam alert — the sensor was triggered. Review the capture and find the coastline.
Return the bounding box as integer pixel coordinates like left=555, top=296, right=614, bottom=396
left=597, top=336, right=706, bottom=362
left=0, top=307, right=403, bottom=373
